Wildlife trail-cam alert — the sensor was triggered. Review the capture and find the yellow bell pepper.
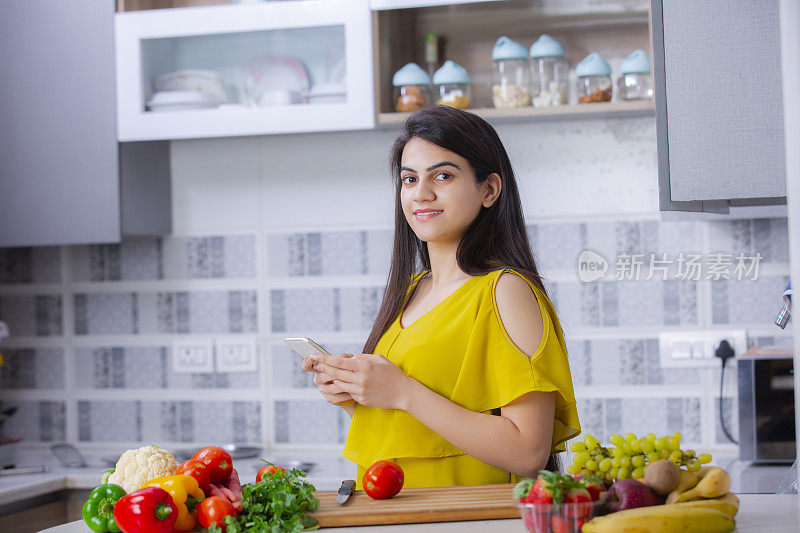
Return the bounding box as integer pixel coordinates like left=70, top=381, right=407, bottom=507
left=143, top=474, right=204, bottom=531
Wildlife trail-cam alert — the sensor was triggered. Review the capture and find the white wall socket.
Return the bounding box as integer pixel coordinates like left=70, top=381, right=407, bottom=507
left=215, top=337, right=258, bottom=373
left=659, top=329, right=748, bottom=368
left=173, top=339, right=214, bottom=373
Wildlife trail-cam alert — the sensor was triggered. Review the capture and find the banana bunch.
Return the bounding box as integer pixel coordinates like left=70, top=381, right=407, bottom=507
left=581, top=505, right=735, bottom=533
left=582, top=467, right=739, bottom=533
left=666, top=467, right=732, bottom=504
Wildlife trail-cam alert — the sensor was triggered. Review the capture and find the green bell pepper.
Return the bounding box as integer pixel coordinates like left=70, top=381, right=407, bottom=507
left=82, top=483, right=126, bottom=532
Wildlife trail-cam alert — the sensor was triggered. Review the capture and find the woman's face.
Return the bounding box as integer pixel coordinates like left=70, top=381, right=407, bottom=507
left=399, top=137, right=499, bottom=246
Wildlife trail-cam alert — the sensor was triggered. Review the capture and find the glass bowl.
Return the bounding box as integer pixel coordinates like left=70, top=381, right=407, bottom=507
left=517, top=501, right=605, bottom=533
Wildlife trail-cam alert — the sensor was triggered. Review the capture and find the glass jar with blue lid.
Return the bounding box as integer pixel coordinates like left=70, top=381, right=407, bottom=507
left=576, top=52, right=612, bottom=103
left=491, top=36, right=530, bottom=109
left=529, top=35, right=569, bottom=107
left=393, top=63, right=430, bottom=112
left=618, top=49, right=653, bottom=100
left=433, top=60, right=470, bottom=109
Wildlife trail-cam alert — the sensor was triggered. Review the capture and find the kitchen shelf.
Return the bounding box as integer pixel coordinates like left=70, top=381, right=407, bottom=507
left=376, top=100, right=655, bottom=125
left=374, top=1, right=652, bottom=114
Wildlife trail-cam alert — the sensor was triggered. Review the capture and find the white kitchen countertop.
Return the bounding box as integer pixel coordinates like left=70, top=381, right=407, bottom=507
left=1, top=447, right=797, bottom=531
left=2, top=449, right=789, bottom=505
left=38, top=495, right=800, bottom=532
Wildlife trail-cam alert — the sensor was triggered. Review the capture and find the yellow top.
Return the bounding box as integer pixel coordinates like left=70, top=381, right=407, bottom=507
left=342, top=268, right=581, bottom=489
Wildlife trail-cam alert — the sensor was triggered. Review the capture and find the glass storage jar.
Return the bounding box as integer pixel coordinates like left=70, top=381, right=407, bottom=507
left=618, top=49, right=653, bottom=100
left=491, top=36, right=530, bottom=109
left=392, top=63, right=430, bottom=112
left=433, top=60, right=470, bottom=109
left=529, top=34, right=569, bottom=107
left=576, top=52, right=612, bottom=103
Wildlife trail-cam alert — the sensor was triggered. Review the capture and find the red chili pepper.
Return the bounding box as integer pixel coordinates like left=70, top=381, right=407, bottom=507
left=113, top=486, right=178, bottom=533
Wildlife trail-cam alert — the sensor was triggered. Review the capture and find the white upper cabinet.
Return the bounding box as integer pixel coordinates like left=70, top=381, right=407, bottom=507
left=115, top=0, right=374, bottom=141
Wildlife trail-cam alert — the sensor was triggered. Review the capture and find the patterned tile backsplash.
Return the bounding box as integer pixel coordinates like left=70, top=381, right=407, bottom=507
left=267, top=231, right=390, bottom=277
left=0, top=219, right=792, bottom=453
left=73, top=347, right=262, bottom=389
left=0, top=400, right=66, bottom=441
left=274, top=400, right=350, bottom=444
left=0, top=247, right=61, bottom=284
left=0, top=349, right=64, bottom=389
left=575, top=397, right=702, bottom=445
left=70, top=236, right=257, bottom=281
left=270, top=287, right=381, bottom=333
left=77, top=400, right=261, bottom=443
left=72, top=291, right=259, bottom=335
left=0, top=295, right=63, bottom=336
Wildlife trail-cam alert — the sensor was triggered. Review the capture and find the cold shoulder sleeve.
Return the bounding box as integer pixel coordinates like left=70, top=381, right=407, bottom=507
left=449, top=268, right=581, bottom=452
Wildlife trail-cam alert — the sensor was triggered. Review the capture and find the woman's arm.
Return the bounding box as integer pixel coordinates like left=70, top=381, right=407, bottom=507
left=404, top=385, right=554, bottom=478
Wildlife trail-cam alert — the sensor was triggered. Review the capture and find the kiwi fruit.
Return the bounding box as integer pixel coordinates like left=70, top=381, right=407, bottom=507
left=644, top=459, right=680, bottom=495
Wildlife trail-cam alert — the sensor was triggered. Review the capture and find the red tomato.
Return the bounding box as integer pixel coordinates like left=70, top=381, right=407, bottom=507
left=197, top=496, right=237, bottom=531
left=177, top=459, right=211, bottom=493
left=192, top=446, right=233, bottom=483
left=362, top=460, right=404, bottom=499
left=256, top=464, right=285, bottom=482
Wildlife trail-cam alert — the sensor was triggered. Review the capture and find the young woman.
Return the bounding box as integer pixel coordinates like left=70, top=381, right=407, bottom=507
left=300, top=106, right=580, bottom=488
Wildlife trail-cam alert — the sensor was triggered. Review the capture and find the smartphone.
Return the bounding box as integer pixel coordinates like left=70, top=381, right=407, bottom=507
left=284, top=337, right=356, bottom=360
left=284, top=337, right=331, bottom=358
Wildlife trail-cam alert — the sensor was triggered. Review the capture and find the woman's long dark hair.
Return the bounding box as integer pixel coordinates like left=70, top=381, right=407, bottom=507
left=363, top=105, right=549, bottom=355
left=363, top=106, right=561, bottom=473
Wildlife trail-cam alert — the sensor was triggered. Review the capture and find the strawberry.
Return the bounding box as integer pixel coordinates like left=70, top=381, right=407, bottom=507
left=563, top=486, right=593, bottom=519
left=522, top=509, right=550, bottom=533
left=527, top=477, right=554, bottom=504
left=526, top=471, right=567, bottom=504
left=550, top=514, right=570, bottom=533
left=579, top=475, right=606, bottom=501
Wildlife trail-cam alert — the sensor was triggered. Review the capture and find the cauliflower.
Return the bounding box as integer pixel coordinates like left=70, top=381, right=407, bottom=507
left=107, top=445, right=179, bottom=493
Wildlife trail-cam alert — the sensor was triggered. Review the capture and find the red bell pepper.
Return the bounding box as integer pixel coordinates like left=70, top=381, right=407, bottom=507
left=113, top=486, right=177, bottom=533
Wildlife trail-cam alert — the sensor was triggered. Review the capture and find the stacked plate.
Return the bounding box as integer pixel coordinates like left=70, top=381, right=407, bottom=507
left=147, top=70, right=229, bottom=112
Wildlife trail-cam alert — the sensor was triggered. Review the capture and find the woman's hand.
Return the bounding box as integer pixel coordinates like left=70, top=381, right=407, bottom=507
left=301, top=355, right=355, bottom=406
left=311, top=353, right=414, bottom=411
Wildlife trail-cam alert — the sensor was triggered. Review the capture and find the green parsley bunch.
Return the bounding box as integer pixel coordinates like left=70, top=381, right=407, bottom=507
left=205, top=467, right=320, bottom=533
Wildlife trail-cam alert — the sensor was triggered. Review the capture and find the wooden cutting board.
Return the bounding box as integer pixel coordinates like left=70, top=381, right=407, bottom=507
left=309, top=483, right=521, bottom=528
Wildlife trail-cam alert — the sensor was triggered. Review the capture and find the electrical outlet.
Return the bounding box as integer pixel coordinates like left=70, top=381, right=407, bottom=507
left=659, top=330, right=748, bottom=367
left=215, top=337, right=258, bottom=373
left=173, top=339, right=214, bottom=373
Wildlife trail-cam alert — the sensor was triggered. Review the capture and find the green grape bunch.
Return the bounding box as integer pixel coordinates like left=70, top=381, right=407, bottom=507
left=567, top=432, right=713, bottom=483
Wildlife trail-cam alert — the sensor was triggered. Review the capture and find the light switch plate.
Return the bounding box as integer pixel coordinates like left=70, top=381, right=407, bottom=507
left=659, top=329, right=747, bottom=367
left=215, top=337, right=258, bottom=373
left=173, top=339, right=214, bottom=373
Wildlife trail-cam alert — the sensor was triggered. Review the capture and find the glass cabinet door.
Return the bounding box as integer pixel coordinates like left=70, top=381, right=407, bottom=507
left=116, top=0, right=373, bottom=140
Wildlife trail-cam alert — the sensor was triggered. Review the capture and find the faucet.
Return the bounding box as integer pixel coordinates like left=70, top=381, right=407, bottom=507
left=775, top=282, right=793, bottom=329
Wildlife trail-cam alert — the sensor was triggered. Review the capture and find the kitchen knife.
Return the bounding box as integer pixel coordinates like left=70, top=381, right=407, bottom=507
left=336, top=479, right=356, bottom=504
